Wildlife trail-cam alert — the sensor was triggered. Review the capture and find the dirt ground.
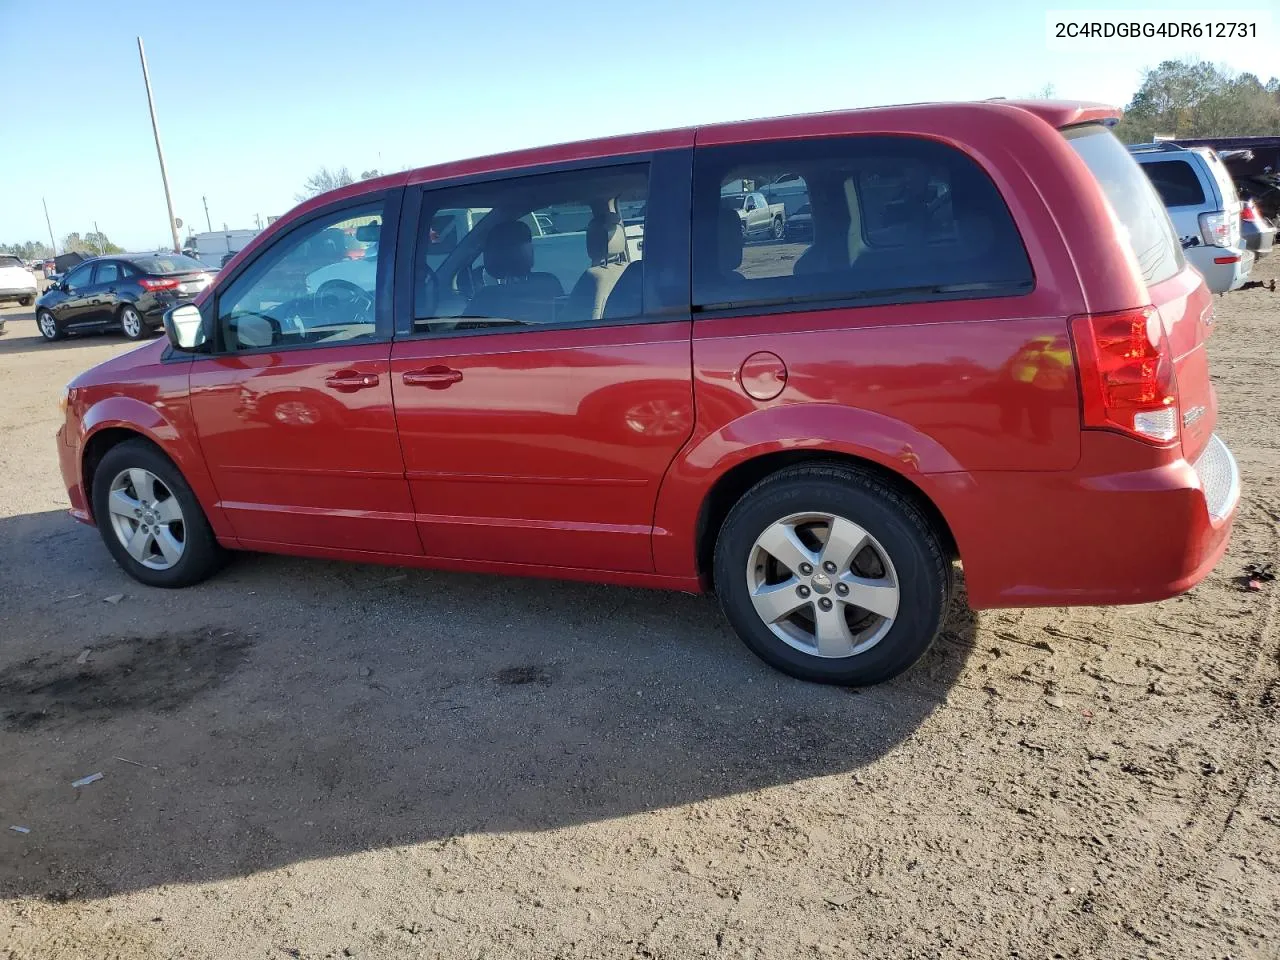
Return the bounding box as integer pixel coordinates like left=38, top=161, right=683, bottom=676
left=0, top=259, right=1277, bottom=960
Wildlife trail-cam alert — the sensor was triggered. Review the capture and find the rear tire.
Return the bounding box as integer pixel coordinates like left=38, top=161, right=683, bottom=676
left=19, top=295, right=33, bottom=307
left=91, top=438, right=225, bottom=588
left=713, top=463, right=951, bottom=685
left=36, top=309, right=63, bottom=341
left=772, top=217, right=785, bottom=241
left=119, top=304, right=146, bottom=341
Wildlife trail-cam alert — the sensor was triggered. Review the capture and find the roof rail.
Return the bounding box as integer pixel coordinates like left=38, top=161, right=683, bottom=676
left=1126, top=142, right=1190, bottom=154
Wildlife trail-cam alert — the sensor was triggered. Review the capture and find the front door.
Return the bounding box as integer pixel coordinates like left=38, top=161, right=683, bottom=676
left=57, top=262, right=97, bottom=326
left=189, top=194, right=421, bottom=555
left=390, top=150, right=694, bottom=573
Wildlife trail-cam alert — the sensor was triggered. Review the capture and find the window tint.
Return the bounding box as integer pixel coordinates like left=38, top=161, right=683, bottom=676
left=94, top=262, right=120, bottom=285
left=216, top=203, right=384, bottom=351
left=692, top=136, right=1033, bottom=310
left=1141, top=160, right=1207, bottom=207
left=64, top=264, right=93, bottom=289
left=1065, top=126, right=1183, bottom=287
left=413, top=165, right=649, bottom=333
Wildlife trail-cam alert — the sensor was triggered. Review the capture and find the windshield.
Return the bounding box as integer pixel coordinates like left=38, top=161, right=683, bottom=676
left=721, top=196, right=745, bottom=210
left=0, top=255, right=24, bottom=269
left=1064, top=125, right=1183, bottom=286
left=132, top=254, right=208, bottom=274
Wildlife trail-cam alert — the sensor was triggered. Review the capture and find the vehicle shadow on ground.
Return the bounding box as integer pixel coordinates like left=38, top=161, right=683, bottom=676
left=0, top=313, right=147, bottom=357
left=0, top=510, right=978, bottom=901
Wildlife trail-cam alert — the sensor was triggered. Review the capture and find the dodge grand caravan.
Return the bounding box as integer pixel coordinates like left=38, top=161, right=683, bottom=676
left=56, top=100, right=1240, bottom=685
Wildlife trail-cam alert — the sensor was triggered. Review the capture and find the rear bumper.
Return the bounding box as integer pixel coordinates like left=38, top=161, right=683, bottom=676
left=940, top=432, right=1240, bottom=609
left=1187, top=247, right=1253, bottom=293
left=0, top=286, right=36, bottom=299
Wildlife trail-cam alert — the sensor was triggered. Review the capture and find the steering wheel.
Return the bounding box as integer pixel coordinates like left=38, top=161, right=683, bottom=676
left=314, top=279, right=374, bottom=326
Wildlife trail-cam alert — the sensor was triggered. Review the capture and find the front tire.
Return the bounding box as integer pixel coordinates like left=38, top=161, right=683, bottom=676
left=713, top=463, right=950, bottom=685
left=772, top=217, right=785, bottom=241
left=91, top=439, right=225, bottom=588
left=36, top=309, right=63, bottom=341
left=119, top=304, right=146, bottom=340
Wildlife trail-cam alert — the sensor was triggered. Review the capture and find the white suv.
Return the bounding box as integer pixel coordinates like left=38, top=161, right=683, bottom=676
left=1129, top=142, right=1251, bottom=294
left=0, top=254, right=38, bottom=308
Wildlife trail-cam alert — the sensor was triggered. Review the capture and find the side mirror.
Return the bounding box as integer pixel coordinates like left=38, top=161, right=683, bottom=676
left=163, top=303, right=205, bottom=352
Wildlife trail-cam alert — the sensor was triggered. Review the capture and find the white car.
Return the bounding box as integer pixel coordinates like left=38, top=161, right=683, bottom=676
left=0, top=254, right=37, bottom=308
left=1129, top=142, right=1252, bottom=294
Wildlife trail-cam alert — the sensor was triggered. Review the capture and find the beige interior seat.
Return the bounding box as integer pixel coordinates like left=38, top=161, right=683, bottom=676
left=568, top=214, right=629, bottom=321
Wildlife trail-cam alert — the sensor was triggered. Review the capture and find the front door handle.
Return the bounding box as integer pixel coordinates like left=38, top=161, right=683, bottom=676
left=325, top=370, right=381, bottom=392
left=403, top=367, right=463, bottom=389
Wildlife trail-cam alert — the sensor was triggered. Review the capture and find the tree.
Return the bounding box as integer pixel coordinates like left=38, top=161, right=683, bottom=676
left=1115, top=59, right=1280, bottom=142
left=1026, top=83, right=1057, bottom=99
left=61, top=231, right=123, bottom=255
left=359, top=169, right=381, bottom=180
left=0, top=240, right=54, bottom=260
left=297, top=166, right=355, bottom=201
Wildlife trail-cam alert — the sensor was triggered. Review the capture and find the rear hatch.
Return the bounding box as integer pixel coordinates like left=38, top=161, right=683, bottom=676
left=131, top=253, right=215, bottom=297
left=1063, top=124, right=1216, bottom=463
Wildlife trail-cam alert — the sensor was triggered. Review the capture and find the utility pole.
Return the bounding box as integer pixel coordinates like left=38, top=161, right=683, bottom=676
left=136, top=37, right=181, bottom=254
left=255, top=212, right=262, bottom=230
left=202, top=195, right=212, bottom=233
left=42, top=197, right=57, bottom=256
left=93, top=221, right=104, bottom=254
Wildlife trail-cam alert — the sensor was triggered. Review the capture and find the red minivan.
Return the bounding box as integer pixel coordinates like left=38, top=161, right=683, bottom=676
left=56, top=100, right=1240, bottom=685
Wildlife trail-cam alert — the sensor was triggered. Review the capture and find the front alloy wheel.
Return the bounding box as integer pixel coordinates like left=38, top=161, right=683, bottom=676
left=37, top=310, right=62, bottom=341
left=105, top=468, right=186, bottom=570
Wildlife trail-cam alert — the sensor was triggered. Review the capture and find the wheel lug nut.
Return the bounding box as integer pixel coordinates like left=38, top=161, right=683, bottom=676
left=796, top=585, right=810, bottom=598
left=798, top=563, right=813, bottom=576
left=818, top=597, right=833, bottom=611
left=835, top=582, right=849, bottom=596
left=823, top=561, right=837, bottom=574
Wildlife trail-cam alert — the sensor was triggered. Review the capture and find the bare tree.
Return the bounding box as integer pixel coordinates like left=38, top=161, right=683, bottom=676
left=296, top=166, right=355, bottom=201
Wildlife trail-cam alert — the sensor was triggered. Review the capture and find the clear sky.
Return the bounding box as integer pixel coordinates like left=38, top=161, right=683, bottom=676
left=1, top=0, right=1275, bottom=251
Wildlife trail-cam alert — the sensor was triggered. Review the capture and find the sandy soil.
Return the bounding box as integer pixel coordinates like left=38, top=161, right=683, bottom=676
left=0, top=259, right=1276, bottom=959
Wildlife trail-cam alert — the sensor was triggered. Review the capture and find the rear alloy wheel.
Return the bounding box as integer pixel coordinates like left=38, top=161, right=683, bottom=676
left=36, top=309, right=63, bottom=341
left=91, top=439, right=225, bottom=587
left=119, top=305, right=145, bottom=340
left=714, top=463, right=951, bottom=685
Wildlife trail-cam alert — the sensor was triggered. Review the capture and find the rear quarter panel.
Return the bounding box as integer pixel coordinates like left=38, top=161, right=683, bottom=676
left=655, top=103, right=1114, bottom=579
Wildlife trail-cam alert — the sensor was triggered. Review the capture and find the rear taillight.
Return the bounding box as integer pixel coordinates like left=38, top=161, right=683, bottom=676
left=1069, top=307, right=1179, bottom=444
left=139, top=277, right=181, bottom=291
left=1242, top=202, right=1257, bottom=222
left=1198, top=210, right=1238, bottom=248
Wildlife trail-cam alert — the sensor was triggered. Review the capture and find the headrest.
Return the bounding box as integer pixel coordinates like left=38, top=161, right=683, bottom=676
left=484, top=219, right=534, bottom=280
left=718, top=207, right=744, bottom=272
left=586, top=214, right=626, bottom=265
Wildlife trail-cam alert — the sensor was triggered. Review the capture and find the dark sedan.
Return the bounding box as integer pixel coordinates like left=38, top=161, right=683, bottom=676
left=35, top=253, right=213, bottom=342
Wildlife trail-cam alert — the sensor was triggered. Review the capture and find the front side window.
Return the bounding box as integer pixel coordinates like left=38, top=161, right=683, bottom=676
left=64, top=264, right=93, bottom=290
left=412, top=164, right=650, bottom=333
left=216, top=202, right=384, bottom=351
left=692, top=135, right=1033, bottom=310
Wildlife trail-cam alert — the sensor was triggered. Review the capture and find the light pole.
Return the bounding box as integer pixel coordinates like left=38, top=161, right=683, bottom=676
left=42, top=197, right=57, bottom=256
left=136, top=37, right=181, bottom=254
left=202, top=195, right=212, bottom=233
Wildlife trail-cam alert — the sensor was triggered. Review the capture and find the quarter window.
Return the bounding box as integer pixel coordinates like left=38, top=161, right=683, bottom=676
left=412, top=165, right=651, bottom=334
left=216, top=202, right=384, bottom=351
left=692, top=136, right=1033, bottom=311
left=1140, top=159, right=1207, bottom=207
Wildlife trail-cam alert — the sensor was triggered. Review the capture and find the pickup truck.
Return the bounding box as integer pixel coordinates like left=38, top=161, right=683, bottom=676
left=722, top=191, right=786, bottom=240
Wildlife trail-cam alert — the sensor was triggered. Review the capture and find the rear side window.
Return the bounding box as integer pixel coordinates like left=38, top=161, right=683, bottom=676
left=1064, top=126, right=1183, bottom=287
left=1141, top=160, right=1206, bottom=207
left=692, top=135, right=1033, bottom=311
